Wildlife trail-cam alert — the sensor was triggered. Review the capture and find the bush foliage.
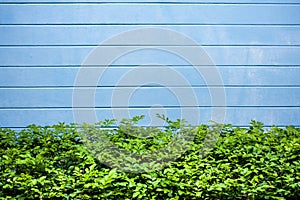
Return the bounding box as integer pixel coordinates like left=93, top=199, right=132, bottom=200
left=0, top=117, right=300, bottom=199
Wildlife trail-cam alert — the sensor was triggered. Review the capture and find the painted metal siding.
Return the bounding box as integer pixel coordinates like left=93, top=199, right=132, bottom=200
left=1, top=0, right=300, bottom=128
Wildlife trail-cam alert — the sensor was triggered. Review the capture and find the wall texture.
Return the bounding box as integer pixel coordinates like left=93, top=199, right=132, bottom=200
left=1, top=0, right=300, bottom=128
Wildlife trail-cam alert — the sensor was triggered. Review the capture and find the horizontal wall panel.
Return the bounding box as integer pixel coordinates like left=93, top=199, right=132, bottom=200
left=0, top=108, right=299, bottom=128
left=1, top=67, right=300, bottom=87
left=1, top=46, right=300, bottom=66
left=1, top=87, right=300, bottom=107
left=1, top=4, right=300, bottom=25
left=1, top=25, right=300, bottom=46
left=1, top=1, right=300, bottom=3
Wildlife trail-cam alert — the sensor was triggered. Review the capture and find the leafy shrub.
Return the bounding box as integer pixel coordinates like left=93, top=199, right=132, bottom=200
left=0, top=118, right=299, bottom=199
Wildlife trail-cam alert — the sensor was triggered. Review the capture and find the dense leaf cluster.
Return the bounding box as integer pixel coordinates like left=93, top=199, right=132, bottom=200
left=0, top=118, right=299, bottom=199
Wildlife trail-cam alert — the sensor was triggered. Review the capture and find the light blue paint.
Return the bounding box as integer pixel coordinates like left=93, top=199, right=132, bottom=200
left=1, top=108, right=299, bottom=128
left=0, top=1, right=299, bottom=128
left=1, top=67, right=300, bottom=86
left=1, top=4, right=300, bottom=25
left=1, top=0, right=300, bottom=3
left=1, top=87, right=300, bottom=108
left=1, top=25, right=300, bottom=46
left=1, top=47, right=300, bottom=66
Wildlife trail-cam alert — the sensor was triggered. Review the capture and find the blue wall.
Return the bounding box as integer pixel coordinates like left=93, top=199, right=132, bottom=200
left=1, top=0, right=300, bottom=128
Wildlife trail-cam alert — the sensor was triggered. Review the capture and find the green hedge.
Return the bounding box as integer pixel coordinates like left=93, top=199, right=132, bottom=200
left=1, top=118, right=300, bottom=199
